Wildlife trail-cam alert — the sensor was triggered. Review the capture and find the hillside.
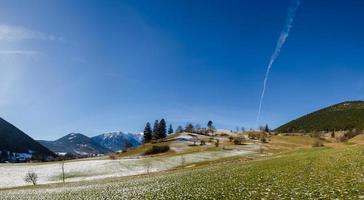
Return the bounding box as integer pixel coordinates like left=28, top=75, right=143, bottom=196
left=39, top=133, right=112, bottom=155
left=0, top=117, right=54, bottom=161
left=276, top=101, right=364, bottom=133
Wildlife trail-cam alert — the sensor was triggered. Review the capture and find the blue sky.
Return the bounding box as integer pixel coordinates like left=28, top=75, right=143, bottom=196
left=0, top=0, right=363, bottom=140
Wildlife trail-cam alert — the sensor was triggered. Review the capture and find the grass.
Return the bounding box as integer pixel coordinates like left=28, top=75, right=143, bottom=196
left=1, top=143, right=363, bottom=199
left=50, top=171, right=93, bottom=181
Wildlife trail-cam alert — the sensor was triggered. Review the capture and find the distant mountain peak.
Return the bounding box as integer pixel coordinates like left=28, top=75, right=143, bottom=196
left=92, top=131, right=142, bottom=152
left=101, top=132, right=123, bottom=138
left=39, top=132, right=112, bottom=155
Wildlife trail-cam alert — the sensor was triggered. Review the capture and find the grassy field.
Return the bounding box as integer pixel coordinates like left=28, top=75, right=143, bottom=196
left=1, top=143, right=363, bottom=199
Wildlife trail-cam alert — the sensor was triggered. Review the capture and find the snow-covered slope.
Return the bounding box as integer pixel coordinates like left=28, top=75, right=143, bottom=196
left=91, top=132, right=142, bottom=152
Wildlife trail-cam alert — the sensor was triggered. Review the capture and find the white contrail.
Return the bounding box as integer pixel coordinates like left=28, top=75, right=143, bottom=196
left=255, top=0, right=301, bottom=128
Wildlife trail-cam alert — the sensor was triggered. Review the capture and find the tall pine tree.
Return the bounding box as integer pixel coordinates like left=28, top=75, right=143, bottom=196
left=152, top=120, right=159, bottom=140
left=143, top=122, right=152, bottom=143
left=168, top=124, right=174, bottom=134
left=158, top=119, right=167, bottom=139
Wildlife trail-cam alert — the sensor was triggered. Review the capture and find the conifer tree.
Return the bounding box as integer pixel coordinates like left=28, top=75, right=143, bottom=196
left=143, top=122, right=152, bottom=143
left=207, top=120, right=215, bottom=133
left=264, top=124, right=270, bottom=133
left=158, top=118, right=167, bottom=139
left=152, top=120, right=159, bottom=140
left=168, top=124, right=174, bottom=134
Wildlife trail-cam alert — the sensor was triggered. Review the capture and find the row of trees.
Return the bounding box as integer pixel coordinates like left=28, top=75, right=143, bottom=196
left=143, top=120, right=217, bottom=143
left=143, top=119, right=173, bottom=143
left=175, top=121, right=216, bottom=135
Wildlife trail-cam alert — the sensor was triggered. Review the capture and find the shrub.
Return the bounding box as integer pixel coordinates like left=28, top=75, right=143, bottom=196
left=109, top=154, right=117, bottom=160
left=312, top=138, right=324, bottom=147
left=215, top=139, right=220, bottom=147
left=260, top=137, right=267, bottom=143
left=338, top=135, right=348, bottom=142
left=200, top=140, right=206, bottom=146
left=248, top=132, right=260, bottom=140
left=144, top=145, right=170, bottom=155
left=233, top=137, right=246, bottom=145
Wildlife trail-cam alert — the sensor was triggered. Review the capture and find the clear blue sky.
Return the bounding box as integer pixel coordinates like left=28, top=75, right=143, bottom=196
left=0, top=0, right=363, bottom=140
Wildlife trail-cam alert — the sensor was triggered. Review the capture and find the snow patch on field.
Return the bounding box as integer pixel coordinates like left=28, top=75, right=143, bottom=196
left=0, top=144, right=257, bottom=188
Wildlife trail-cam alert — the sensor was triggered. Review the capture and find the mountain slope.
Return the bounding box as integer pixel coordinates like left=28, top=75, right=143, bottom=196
left=39, top=133, right=112, bottom=155
left=0, top=117, right=54, bottom=159
left=91, top=132, right=142, bottom=152
left=276, top=101, right=364, bottom=133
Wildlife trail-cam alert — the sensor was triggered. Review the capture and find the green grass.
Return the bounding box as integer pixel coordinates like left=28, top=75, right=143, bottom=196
left=1, top=145, right=364, bottom=199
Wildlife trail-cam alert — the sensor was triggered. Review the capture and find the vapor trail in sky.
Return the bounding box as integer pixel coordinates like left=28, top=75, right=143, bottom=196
left=255, top=0, right=301, bottom=128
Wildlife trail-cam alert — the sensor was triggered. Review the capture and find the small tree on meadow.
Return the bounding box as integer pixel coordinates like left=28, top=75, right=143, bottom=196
left=176, top=126, right=184, bottom=133
left=192, top=136, right=199, bottom=146
left=195, top=124, right=202, bottom=133
left=143, top=122, right=153, bottom=143
left=264, top=124, right=270, bottom=133
left=24, top=171, right=38, bottom=186
left=168, top=124, right=174, bottom=134
left=185, top=123, right=194, bottom=133
left=215, top=138, right=220, bottom=147
left=207, top=120, right=215, bottom=133
left=61, top=161, right=65, bottom=183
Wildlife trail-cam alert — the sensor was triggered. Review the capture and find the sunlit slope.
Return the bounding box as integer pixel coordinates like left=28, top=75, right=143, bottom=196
left=276, top=101, right=364, bottom=133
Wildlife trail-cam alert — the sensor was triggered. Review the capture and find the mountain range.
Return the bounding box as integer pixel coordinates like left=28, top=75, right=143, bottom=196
left=39, top=132, right=142, bottom=155
left=38, top=133, right=112, bottom=155
left=91, top=132, right=142, bottom=152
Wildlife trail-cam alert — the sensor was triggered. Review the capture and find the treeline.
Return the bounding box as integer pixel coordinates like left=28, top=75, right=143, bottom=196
left=143, top=119, right=173, bottom=143
left=143, top=120, right=218, bottom=143
left=175, top=120, right=216, bottom=135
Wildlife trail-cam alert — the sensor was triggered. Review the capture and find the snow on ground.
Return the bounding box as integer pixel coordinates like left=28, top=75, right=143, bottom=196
left=0, top=144, right=258, bottom=188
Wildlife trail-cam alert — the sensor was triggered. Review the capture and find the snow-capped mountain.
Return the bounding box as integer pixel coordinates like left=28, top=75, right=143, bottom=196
left=39, top=133, right=112, bottom=155
left=91, top=132, right=142, bottom=152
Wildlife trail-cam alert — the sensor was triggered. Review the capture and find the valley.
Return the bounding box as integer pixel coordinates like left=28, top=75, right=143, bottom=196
left=1, top=101, right=364, bottom=199
left=1, top=133, right=363, bottom=199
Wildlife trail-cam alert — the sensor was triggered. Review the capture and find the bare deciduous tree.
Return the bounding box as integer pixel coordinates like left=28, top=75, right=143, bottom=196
left=143, top=160, right=152, bottom=174
left=61, top=160, right=65, bottom=183
left=24, top=171, right=38, bottom=185
left=180, top=155, right=186, bottom=166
